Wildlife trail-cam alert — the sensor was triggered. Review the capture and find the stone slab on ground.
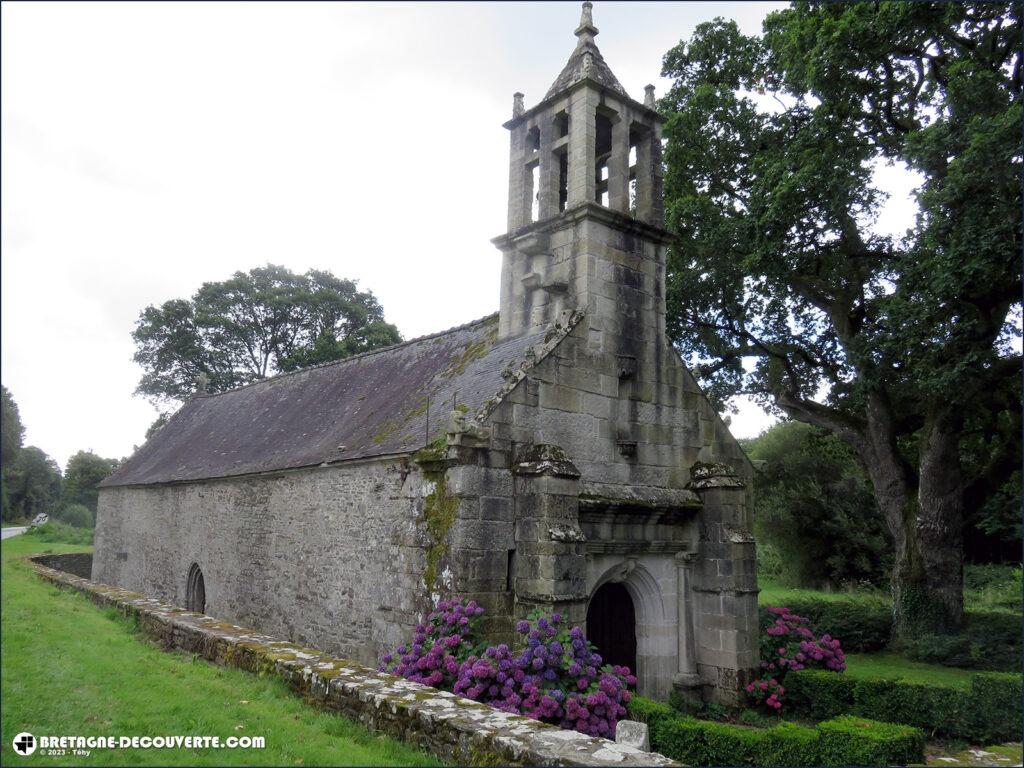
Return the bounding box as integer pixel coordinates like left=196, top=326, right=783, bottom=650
left=31, top=555, right=678, bottom=767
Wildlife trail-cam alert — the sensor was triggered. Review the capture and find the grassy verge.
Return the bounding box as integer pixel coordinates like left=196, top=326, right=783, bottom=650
left=1, top=535, right=441, bottom=766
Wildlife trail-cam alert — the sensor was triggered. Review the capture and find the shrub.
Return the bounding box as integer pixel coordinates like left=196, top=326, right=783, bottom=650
left=632, top=698, right=924, bottom=767
left=964, top=563, right=1022, bottom=611
left=55, top=503, right=93, bottom=529
left=381, top=600, right=636, bottom=738
left=748, top=606, right=845, bottom=711
left=895, top=611, right=1021, bottom=671
left=784, top=668, right=1023, bottom=743
left=816, top=716, right=925, bottom=766
left=759, top=596, right=891, bottom=653
left=23, top=521, right=94, bottom=545
left=763, top=591, right=1020, bottom=668
left=758, top=721, right=820, bottom=766
left=626, top=695, right=674, bottom=728
left=967, top=673, right=1024, bottom=744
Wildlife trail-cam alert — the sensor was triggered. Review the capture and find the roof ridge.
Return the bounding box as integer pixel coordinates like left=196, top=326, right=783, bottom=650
left=193, top=312, right=500, bottom=400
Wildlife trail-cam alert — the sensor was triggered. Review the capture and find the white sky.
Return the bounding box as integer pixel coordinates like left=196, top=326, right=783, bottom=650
left=1, top=1, right=920, bottom=469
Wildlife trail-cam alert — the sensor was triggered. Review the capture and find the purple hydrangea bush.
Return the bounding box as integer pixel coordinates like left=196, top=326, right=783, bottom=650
left=747, top=605, right=846, bottom=711
left=379, top=599, right=636, bottom=738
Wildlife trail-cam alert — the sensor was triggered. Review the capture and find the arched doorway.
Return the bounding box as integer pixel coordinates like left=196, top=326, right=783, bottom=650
left=586, top=581, right=637, bottom=673
left=186, top=563, right=206, bottom=613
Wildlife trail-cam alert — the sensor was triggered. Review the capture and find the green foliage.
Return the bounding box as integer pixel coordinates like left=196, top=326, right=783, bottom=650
left=132, top=265, right=402, bottom=403
left=1, top=385, right=25, bottom=468
left=145, top=412, right=171, bottom=441
left=23, top=521, right=94, bottom=546
left=1, top=385, right=26, bottom=522
left=61, top=451, right=119, bottom=514
left=785, top=668, right=1022, bottom=743
left=660, top=1, right=1022, bottom=632
left=633, top=697, right=924, bottom=767
left=748, top=421, right=889, bottom=588
left=669, top=689, right=730, bottom=721
left=896, top=610, right=1021, bottom=671
left=759, top=589, right=1020, bottom=667
left=758, top=596, right=892, bottom=653
left=54, top=503, right=94, bottom=529
left=626, top=694, right=675, bottom=728
left=756, top=540, right=785, bottom=581
left=661, top=5, right=1021, bottom=416
left=3, top=446, right=61, bottom=522
left=816, top=716, right=925, bottom=767
left=964, top=563, right=1022, bottom=612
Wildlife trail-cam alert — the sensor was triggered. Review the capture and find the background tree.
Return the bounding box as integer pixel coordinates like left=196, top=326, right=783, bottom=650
left=660, top=2, right=1021, bottom=637
left=746, top=421, right=890, bottom=590
left=1, top=385, right=26, bottom=519
left=62, top=450, right=120, bottom=516
left=145, top=412, right=171, bottom=441
left=132, top=265, right=402, bottom=402
left=5, top=446, right=62, bottom=521
left=2, top=385, right=25, bottom=464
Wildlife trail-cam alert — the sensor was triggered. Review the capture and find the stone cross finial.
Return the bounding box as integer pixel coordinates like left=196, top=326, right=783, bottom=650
left=512, top=92, right=524, bottom=118
left=644, top=84, right=656, bottom=108
left=575, top=1, right=598, bottom=42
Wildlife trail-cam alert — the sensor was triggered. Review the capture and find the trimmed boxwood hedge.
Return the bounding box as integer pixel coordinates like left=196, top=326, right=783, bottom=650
left=784, top=669, right=1023, bottom=743
left=817, top=716, right=925, bottom=766
left=628, top=697, right=925, bottom=766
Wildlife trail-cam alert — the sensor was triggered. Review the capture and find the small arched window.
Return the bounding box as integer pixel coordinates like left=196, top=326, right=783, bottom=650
left=186, top=562, right=206, bottom=614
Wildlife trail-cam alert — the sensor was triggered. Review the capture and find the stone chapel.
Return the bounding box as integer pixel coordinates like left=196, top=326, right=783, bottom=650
left=94, top=2, right=759, bottom=703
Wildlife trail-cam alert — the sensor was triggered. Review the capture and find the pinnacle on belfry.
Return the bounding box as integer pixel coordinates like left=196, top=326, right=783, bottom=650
left=575, top=1, right=599, bottom=43
left=544, top=0, right=628, bottom=101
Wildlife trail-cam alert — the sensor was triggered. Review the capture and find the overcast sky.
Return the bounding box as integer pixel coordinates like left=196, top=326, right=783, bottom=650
left=2, top=1, right=922, bottom=469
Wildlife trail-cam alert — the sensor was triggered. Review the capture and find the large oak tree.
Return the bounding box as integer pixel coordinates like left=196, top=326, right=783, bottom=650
left=660, top=2, right=1021, bottom=637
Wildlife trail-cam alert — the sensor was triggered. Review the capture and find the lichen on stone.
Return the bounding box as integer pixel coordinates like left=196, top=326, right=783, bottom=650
left=421, top=471, right=459, bottom=593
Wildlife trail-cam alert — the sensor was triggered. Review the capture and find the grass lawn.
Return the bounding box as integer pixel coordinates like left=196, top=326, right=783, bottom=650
left=843, top=652, right=977, bottom=689
left=1, top=534, right=441, bottom=766
left=758, top=578, right=890, bottom=606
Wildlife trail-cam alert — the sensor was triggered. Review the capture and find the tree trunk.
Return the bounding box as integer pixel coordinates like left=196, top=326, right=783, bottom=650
left=915, top=408, right=965, bottom=630
left=853, top=393, right=964, bottom=640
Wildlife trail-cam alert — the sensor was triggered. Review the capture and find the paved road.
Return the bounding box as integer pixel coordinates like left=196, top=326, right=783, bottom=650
left=1, top=526, right=28, bottom=540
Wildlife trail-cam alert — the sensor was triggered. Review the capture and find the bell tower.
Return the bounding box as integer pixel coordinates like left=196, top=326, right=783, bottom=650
left=493, top=1, right=670, bottom=347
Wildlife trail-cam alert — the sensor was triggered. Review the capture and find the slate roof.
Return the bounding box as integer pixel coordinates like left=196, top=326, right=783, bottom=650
left=544, top=37, right=630, bottom=101
left=103, top=314, right=547, bottom=487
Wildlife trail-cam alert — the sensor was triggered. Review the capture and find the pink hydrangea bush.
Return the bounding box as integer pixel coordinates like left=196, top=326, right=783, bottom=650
left=379, top=600, right=636, bottom=738
left=747, top=606, right=846, bottom=711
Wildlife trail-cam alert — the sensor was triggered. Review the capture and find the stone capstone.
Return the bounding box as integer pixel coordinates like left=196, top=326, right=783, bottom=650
left=615, top=720, right=650, bottom=752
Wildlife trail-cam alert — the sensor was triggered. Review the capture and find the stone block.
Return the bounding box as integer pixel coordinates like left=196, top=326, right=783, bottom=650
left=480, top=496, right=514, bottom=522
left=615, top=721, right=650, bottom=751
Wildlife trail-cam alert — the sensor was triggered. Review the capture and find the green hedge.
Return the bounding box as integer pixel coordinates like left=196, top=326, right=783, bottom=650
left=760, top=599, right=1021, bottom=669
left=629, top=697, right=925, bottom=766
left=758, top=599, right=891, bottom=652
left=784, top=669, right=1023, bottom=743
left=817, top=716, right=925, bottom=766
left=897, top=611, right=1022, bottom=671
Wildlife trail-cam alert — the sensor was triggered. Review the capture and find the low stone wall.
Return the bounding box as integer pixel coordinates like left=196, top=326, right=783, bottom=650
left=32, top=552, right=93, bottom=579
left=30, top=558, right=676, bottom=767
